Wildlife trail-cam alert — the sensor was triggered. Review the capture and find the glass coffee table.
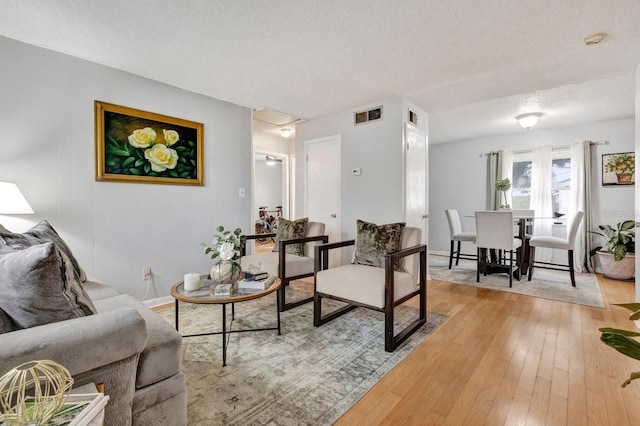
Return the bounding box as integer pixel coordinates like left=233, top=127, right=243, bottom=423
left=170, top=276, right=281, bottom=367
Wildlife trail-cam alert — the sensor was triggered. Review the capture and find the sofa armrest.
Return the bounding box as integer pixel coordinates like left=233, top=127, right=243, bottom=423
left=0, top=308, right=148, bottom=376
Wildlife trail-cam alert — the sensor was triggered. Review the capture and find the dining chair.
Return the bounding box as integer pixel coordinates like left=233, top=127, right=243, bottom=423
left=475, top=210, right=523, bottom=287
left=445, top=209, right=477, bottom=269
left=527, top=211, right=584, bottom=287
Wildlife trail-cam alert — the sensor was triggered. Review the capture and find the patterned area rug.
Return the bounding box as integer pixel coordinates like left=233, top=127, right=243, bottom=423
left=158, top=283, right=447, bottom=425
left=429, top=254, right=605, bottom=308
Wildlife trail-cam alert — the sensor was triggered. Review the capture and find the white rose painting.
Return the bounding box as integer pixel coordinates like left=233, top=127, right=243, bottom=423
left=95, top=101, right=203, bottom=185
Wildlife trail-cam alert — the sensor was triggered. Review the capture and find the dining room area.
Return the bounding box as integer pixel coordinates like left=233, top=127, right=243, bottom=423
left=427, top=114, right=636, bottom=307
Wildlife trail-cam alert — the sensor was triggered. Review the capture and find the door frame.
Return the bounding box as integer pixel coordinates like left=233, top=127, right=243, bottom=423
left=252, top=149, right=290, bottom=226
left=403, top=123, right=428, bottom=245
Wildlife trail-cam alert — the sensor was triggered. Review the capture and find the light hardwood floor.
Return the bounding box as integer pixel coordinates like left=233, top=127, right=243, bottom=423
left=336, top=271, right=640, bottom=425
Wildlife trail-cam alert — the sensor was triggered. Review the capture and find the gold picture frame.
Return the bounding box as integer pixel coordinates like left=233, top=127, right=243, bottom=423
left=95, top=101, right=204, bottom=185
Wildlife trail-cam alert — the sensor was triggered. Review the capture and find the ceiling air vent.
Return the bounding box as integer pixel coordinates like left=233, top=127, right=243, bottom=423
left=354, top=106, right=383, bottom=126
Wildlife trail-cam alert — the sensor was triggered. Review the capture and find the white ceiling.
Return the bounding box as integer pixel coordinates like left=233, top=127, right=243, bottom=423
left=0, top=0, right=638, bottom=144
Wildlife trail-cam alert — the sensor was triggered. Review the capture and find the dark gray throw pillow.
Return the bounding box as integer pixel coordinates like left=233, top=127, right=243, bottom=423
left=352, top=219, right=406, bottom=270
left=272, top=218, right=309, bottom=256
left=0, top=220, right=87, bottom=282
left=0, top=242, right=96, bottom=329
left=0, top=308, right=17, bottom=334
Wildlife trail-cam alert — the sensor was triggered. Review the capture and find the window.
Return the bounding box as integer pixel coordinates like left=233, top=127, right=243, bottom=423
left=511, top=153, right=531, bottom=209
left=510, top=148, right=571, bottom=215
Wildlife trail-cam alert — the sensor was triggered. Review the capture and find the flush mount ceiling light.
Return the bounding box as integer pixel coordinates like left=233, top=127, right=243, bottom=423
left=584, top=32, right=608, bottom=46
left=266, top=155, right=277, bottom=166
left=515, top=112, right=543, bottom=130
left=280, top=128, right=292, bottom=138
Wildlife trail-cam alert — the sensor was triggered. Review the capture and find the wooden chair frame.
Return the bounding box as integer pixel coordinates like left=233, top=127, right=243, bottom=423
left=313, top=239, right=427, bottom=352
left=242, top=233, right=329, bottom=311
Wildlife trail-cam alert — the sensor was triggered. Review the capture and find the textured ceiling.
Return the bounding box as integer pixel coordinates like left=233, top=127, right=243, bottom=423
left=0, top=0, right=638, bottom=143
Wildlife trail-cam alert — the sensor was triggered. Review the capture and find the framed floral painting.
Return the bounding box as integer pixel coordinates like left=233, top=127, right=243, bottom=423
left=95, top=101, right=204, bottom=185
left=602, top=152, right=635, bottom=186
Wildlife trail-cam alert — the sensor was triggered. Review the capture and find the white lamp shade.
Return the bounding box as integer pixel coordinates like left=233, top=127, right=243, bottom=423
left=0, top=182, right=34, bottom=214
left=516, top=112, right=542, bottom=129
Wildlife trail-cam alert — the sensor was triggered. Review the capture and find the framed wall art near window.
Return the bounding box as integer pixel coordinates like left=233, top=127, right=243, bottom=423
left=602, top=152, right=635, bottom=186
left=95, top=101, right=204, bottom=185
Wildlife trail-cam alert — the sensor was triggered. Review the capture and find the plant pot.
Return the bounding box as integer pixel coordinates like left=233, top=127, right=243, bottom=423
left=596, top=251, right=635, bottom=280
left=616, top=172, right=634, bottom=184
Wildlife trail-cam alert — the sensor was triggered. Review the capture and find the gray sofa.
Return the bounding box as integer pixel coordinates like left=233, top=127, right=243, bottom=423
left=0, top=276, right=187, bottom=426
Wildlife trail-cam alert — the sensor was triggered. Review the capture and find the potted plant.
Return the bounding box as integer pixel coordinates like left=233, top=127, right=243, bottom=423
left=495, top=177, right=511, bottom=209
left=600, top=303, right=640, bottom=387
left=590, top=220, right=635, bottom=280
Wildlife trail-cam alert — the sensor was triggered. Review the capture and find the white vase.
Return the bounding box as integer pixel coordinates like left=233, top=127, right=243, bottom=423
left=210, top=260, right=242, bottom=284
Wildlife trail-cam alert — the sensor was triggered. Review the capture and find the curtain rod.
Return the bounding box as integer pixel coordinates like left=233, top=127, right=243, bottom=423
left=480, top=140, right=608, bottom=158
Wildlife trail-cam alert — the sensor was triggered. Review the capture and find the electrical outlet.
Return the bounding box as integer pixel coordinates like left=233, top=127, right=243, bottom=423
left=143, top=267, right=151, bottom=280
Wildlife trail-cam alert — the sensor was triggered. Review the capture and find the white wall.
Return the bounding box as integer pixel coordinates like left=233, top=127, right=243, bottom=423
left=295, top=96, right=426, bottom=240
left=429, top=118, right=635, bottom=255
left=0, top=36, right=252, bottom=301
left=254, top=160, right=282, bottom=211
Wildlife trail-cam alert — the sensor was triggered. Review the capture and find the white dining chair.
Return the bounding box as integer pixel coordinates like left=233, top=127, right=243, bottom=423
left=527, top=211, right=584, bottom=287
left=475, top=210, right=522, bottom=287
left=445, top=209, right=477, bottom=269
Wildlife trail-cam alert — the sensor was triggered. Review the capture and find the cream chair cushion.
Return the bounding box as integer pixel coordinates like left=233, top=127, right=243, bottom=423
left=241, top=251, right=315, bottom=278
left=316, top=264, right=417, bottom=309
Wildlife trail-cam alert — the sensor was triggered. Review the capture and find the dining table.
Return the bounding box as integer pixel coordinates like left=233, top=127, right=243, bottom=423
left=466, top=213, right=552, bottom=277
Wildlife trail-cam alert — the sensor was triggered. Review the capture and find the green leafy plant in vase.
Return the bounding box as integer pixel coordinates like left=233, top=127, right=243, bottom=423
left=202, top=226, right=246, bottom=284
left=590, top=220, right=635, bottom=280
left=495, top=177, right=511, bottom=209
left=600, top=303, right=640, bottom=387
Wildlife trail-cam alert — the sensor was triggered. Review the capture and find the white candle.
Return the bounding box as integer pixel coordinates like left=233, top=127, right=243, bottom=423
left=184, top=272, right=201, bottom=291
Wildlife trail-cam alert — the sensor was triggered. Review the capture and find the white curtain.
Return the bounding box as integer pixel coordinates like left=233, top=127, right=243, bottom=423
left=570, top=141, right=594, bottom=272
left=501, top=150, right=513, bottom=208
left=531, top=145, right=553, bottom=262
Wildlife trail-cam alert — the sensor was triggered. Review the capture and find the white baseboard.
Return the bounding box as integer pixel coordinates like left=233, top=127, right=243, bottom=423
left=143, top=295, right=173, bottom=308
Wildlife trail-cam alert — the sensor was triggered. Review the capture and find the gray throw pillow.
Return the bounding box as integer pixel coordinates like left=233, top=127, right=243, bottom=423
left=272, top=218, right=309, bottom=256
left=0, top=308, right=17, bottom=334
left=0, top=242, right=97, bottom=329
left=352, top=219, right=406, bottom=270
left=0, top=220, right=87, bottom=282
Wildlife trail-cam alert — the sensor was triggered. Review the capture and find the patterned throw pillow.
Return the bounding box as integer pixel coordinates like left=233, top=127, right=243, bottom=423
left=272, top=218, right=309, bottom=256
left=0, top=242, right=97, bottom=329
left=352, top=219, right=406, bottom=270
left=0, top=220, right=87, bottom=282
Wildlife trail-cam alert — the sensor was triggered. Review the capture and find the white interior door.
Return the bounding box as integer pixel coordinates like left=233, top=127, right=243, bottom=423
left=305, top=136, right=341, bottom=267
left=404, top=124, right=428, bottom=244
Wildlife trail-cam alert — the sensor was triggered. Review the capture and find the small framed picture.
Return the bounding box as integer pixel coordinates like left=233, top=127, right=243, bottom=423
left=602, top=152, right=635, bottom=186
left=95, top=101, right=204, bottom=185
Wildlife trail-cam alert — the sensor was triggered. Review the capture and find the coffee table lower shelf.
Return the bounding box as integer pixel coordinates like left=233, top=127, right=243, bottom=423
left=171, top=277, right=282, bottom=367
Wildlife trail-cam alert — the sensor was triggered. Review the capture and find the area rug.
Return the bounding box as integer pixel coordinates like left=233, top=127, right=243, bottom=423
left=429, top=254, right=605, bottom=308
left=158, top=284, right=447, bottom=425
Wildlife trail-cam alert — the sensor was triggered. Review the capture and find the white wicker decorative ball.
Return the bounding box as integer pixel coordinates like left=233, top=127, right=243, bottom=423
left=0, top=359, right=74, bottom=425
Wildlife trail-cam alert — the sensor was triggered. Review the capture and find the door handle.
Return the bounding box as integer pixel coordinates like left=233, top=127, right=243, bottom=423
left=422, top=214, right=429, bottom=219
left=331, top=214, right=337, bottom=218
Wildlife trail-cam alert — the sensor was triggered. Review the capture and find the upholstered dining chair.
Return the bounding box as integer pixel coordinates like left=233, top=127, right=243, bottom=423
left=445, top=209, right=477, bottom=269
left=475, top=210, right=522, bottom=287
left=241, top=220, right=327, bottom=311
left=313, top=221, right=427, bottom=352
left=527, top=211, right=584, bottom=287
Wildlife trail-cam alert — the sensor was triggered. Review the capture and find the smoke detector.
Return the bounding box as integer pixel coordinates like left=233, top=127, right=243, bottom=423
left=584, top=33, right=607, bottom=46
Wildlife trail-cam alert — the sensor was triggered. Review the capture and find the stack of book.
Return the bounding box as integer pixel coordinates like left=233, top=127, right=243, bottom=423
left=243, top=271, right=268, bottom=281
left=238, top=275, right=276, bottom=292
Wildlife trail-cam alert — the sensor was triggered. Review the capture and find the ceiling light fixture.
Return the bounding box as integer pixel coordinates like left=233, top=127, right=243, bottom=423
left=515, top=112, right=543, bottom=130
left=280, top=128, right=292, bottom=138
left=584, top=32, right=608, bottom=46
left=265, top=155, right=277, bottom=166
